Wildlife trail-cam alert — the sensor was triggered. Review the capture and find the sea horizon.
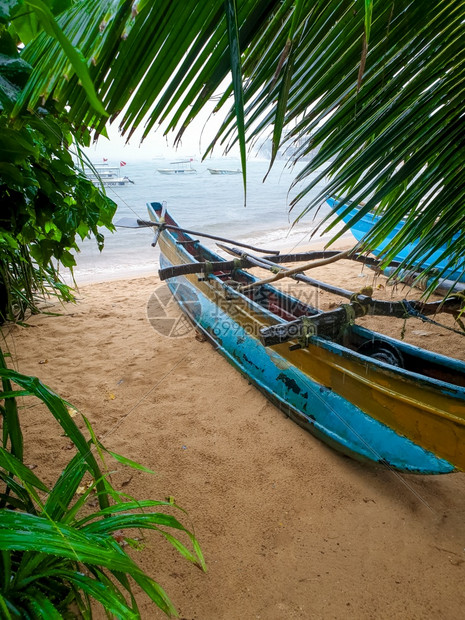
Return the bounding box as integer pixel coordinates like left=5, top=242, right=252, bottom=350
left=64, top=157, right=348, bottom=285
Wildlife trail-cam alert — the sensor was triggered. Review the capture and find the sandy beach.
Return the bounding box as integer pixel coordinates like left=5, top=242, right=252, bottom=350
left=3, top=242, right=465, bottom=619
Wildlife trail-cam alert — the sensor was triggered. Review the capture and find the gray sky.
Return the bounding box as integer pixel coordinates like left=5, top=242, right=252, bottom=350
left=83, top=101, right=241, bottom=162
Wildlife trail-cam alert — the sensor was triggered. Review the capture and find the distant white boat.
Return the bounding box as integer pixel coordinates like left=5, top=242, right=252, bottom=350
left=85, top=164, right=134, bottom=186
left=207, top=168, right=241, bottom=175
left=157, top=159, right=197, bottom=175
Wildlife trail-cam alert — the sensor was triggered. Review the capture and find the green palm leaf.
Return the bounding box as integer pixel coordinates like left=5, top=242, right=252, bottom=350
left=0, top=593, right=12, bottom=620
left=0, top=350, right=23, bottom=462
left=83, top=512, right=205, bottom=568
left=0, top=368, right=109, bottom=509
left=0, top=471, right=37, bottom=514
left=0, top=448, right=49, bottom=495
left=44, top=451, right=88, bottom=521
left=74, top=499, right=183, bottom=527
left=0, top=510, right=178, bottom=616
left=26, top=569, right=138, bottom=618
left=17, top=589, right=62, bottom=619
left=11, top=0, right=105, bottom=115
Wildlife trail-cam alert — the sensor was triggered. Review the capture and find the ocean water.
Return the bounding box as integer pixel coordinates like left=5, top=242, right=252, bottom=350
left=68, top=157, right=340, bottom=284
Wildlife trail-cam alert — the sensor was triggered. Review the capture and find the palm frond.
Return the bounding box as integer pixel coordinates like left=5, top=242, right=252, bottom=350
left=18, top=1, right=278, bottom=139
left=0, top=510, right=178, bottom=616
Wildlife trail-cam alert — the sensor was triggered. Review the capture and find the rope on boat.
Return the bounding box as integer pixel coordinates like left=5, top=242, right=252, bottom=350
left=203, top=261, right=213, bottom=276
left=300, top=316, right=316, bottom=347
left=404, top=300, right=465, bottom=336
left=342, top=303, right=356, bottom=325
left=232, top=258, right=242, bottom=274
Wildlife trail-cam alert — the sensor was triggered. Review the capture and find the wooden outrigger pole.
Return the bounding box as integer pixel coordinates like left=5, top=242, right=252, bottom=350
left=115, top=217, right=280, bottom=255
left=158, top=244, right=464, bottom=346
left=159, top=248, right=393, bottom=286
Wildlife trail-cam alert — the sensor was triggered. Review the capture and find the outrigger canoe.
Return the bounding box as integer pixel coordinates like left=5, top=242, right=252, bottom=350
left=147, top=202, right=465, bottom=474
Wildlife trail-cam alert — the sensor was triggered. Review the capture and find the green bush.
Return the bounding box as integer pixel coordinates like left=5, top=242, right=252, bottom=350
left=0, top=21, right=116, bottom=323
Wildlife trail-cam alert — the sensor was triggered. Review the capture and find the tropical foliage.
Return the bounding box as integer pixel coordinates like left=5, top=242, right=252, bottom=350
left=0, top=349, right=205, bottom=617
left=14, top=0, right=465, bottom=286
left=0, top=2, right=115, bottom=322
left=1, top=5, right=207, bottom=617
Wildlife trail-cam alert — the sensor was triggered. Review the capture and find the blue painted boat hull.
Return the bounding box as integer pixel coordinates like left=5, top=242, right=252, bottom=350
left=326, top=197, right=465, bottom=283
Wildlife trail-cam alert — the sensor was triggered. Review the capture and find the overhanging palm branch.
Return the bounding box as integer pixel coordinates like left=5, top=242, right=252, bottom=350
left=17, top=0, right=465, bottom=284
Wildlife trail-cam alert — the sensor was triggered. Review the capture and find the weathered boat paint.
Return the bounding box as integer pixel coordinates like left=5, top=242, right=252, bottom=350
left=148, top=202, right=465, bottom=473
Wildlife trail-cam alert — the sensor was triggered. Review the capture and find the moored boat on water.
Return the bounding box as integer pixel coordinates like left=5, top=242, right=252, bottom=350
left=85, top=164, right=134, bottom=186
left=207, top=168, right=241, bottom=175
left=145, top=202, right=465, bottom=474
left=157, top=159, right=197, bottom=175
